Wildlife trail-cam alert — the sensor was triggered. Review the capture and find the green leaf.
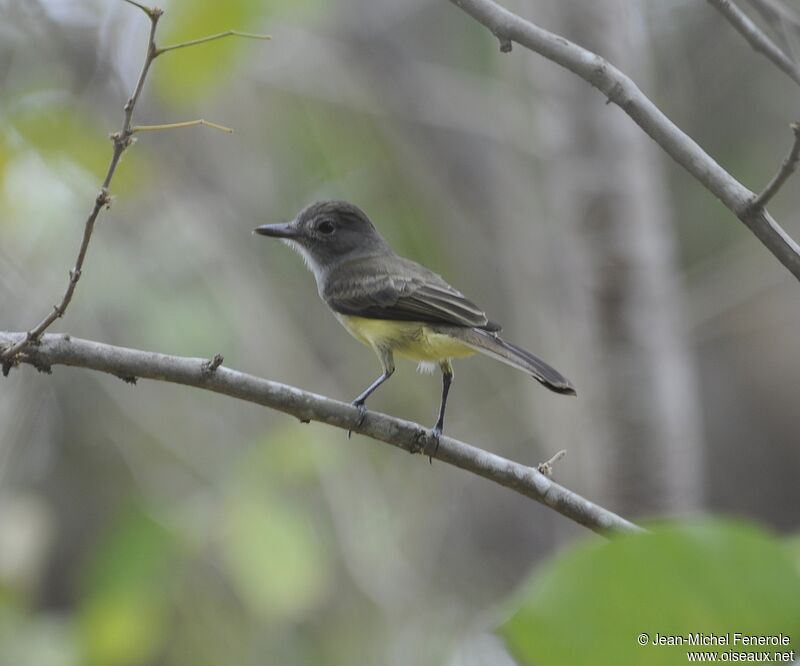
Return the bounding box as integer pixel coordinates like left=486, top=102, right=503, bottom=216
left=501, top=520, right=800, bottom=666
left=785, top=533, right=800, bottom=567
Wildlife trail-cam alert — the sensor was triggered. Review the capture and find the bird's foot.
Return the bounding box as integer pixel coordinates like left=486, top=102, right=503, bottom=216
left=424, top=423, right=443, bottom=464
left=348, top=400, right=367, bottom=439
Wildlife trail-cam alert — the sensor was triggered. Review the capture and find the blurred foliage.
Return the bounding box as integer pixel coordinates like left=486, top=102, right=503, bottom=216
left=0, top=429, right=340, bottom=666
left=0, top=606, right=79, bottom=666
left=0, top=131, right=10, bottom=205
left=278, top=106, right=446, bottom=265
left=156, top=0, right=317, bottom=102
left=218, top=426, right=334, bottom=621
left=501, top=519, right=800, bottom=666
left=79, top=509, right=180, bottom=666
left=12, top=105, right=116, bottom=186
left=0, top=102, right=146, bottom=235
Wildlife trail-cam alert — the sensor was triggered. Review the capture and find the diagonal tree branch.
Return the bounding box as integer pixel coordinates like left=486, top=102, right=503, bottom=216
left=707, top=0, right=800, bottom=86
left=747, top=0, right=800, bottom=38
left=446, top=0, right=800, bottom=282
left=0, top=331, right=642, bottom=537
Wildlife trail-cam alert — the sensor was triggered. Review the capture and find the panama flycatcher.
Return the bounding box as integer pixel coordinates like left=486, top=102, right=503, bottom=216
left=255, top=201, right=575, bottom=441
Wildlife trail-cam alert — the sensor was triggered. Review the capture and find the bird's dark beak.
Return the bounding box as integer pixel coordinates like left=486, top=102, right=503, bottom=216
left=254, top=222, right=300, bottom=239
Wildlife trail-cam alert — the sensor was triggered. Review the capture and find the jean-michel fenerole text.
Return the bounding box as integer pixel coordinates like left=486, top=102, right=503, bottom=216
left=651, top=633, right=791, bottom=647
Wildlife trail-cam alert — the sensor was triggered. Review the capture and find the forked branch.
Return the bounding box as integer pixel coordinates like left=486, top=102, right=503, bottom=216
left=0, top=1, right=267, bottom=373
left=751, top=122, right=800, bottom=210
left=447, top=0, right=800, bottom=281
left=707, top=0, right=800, bottom=86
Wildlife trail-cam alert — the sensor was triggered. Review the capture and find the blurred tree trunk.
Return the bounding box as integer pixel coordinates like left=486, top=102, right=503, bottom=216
left=507, top=0, right=704, bottom=515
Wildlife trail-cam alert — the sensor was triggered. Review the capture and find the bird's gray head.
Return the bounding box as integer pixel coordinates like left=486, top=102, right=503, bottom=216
left=255, top=200, right=389, bottom=279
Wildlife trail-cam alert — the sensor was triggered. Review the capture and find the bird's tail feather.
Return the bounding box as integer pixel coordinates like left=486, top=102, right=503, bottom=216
left=454, top=328, right=576, bottom=395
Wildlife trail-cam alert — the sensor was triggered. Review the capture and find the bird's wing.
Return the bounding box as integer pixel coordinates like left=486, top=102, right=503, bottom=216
left=323, top=257, right=501, bottom=331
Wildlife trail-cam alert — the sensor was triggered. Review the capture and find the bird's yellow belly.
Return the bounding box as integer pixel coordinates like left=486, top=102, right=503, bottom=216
left=335, top=315, right=475, bottom=362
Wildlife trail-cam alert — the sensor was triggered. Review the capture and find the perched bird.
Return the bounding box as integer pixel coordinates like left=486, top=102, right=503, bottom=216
left=255, top=201, right=575, bottom=443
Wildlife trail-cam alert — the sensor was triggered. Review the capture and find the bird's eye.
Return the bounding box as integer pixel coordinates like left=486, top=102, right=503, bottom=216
left=317, top=220, right=335, bottom=234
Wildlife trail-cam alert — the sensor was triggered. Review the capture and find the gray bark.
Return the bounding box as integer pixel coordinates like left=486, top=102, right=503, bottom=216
left=0, top=331, right=642, bottom=535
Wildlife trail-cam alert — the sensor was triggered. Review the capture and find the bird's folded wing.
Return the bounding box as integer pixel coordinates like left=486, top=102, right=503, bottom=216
left=324, top=270, right=500, bottom=331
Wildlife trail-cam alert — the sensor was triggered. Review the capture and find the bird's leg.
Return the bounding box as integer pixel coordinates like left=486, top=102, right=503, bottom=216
left=351, top=369, right=394, bottom=410
left=348, top=350, right=394, bottom=438
left=427, top=361, right=453, bottom=461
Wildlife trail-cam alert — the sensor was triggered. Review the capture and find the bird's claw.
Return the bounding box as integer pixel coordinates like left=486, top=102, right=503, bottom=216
left=348, top=401, right=367, bottom=439
left=424, top=425, right=443, bottom=464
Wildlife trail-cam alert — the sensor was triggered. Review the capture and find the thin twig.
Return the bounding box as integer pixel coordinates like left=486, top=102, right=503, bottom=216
left=0, top=4, right=163, bottom=370
left=155, top=30, right=271, bottom=56
left=749, top=0, right=800, bottom=28
left=132, top=119, right=234, bottom=134
left=0, top=331, right=643, bottom=537
left=751, top=122, right=800, bottom=210
left=707, top=0, right=800, bottom=86
left=121, top=0, right=157, bottom=18
left=1, top=3, right=264, bottom=371
left=446, top=0, right=800, bottom=280
left=537, top=449, right=567, bottom=478
left=746, top=0, right=800, bottom=55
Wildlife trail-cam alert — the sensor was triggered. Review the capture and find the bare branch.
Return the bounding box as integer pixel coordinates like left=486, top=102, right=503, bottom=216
left=746, top=0, right=800, bottom=54
left=120, top=0, right=158, bottom=18
left=750, top=0, right=800, bottom=26
left=0, top=4, right=263, bottom=369
left=0, top=4, right=164, bottom=366
left=131, top=119, right=234, bottom=134
left=707, top=0, right=800, bottom=86
left=706, top=3, right=800, bottom=209
left=752, top=121, right=800, bottom=209
left=155, top=30, right=271, bottom=56
left=0, top=331, right=642, bottom=537
left=446, top=0, right=800, bottom=281
left=537, top=449, right=566, bottom=478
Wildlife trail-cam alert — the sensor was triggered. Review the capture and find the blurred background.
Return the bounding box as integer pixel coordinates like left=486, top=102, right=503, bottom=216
left=1, top=0, right=799, bottom=664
